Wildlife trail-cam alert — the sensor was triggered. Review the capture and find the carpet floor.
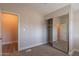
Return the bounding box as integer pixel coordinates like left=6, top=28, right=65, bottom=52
left=2, top=44, right=68, bottom=56
left=53, top=40, right=68, bottom=53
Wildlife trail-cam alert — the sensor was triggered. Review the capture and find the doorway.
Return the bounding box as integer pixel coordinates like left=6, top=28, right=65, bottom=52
left=2, top=12, right=18, bottom=55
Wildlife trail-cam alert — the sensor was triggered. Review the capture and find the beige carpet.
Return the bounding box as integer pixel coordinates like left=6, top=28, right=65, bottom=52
left=31, top=44, right=68, bottom=56
left=73, top=51, right=79, bottom=56
left=53, top=40, right=68, bottom=53
left=3, top=44, right=68, bottom=56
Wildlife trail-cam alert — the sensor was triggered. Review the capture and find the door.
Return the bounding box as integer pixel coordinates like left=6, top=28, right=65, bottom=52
left=2, top=12, right=18, bottom=55
left=52, top=14, right=69, bottom=54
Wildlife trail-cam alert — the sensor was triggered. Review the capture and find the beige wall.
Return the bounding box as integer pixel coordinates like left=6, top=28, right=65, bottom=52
left=18, top=8, right=46, bottom=50
left=0, top=4, right=46, bottom=51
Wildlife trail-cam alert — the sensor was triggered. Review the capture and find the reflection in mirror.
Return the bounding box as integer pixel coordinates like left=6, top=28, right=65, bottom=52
left=53, top=14, right=69, bottom=53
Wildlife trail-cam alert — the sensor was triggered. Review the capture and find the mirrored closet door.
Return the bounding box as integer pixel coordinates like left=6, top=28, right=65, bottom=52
left=52, top=14, right=69, bottom=53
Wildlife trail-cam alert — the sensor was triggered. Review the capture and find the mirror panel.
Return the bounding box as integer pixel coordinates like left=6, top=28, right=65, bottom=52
left=52, top=14, right=69, bottom=53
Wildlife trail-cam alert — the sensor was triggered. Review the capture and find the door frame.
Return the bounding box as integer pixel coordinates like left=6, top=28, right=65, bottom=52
left=0, top=9, right=2, bottom=55
left=0, top=9, right=21, bottom=52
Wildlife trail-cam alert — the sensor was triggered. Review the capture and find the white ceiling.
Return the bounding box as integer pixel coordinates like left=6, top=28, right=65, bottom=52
left=72, top=4, right=79, bottom=11
left=21, top=3, right=70, bottom=15
left=20, top=3, right=79, bottom=15
left=0, top=3, right=79, bottom=15
left=0, top=3, right=70, bottom=15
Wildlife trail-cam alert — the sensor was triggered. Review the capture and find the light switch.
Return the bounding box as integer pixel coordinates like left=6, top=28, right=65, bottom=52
left=24, top=28, right=26, bottom=31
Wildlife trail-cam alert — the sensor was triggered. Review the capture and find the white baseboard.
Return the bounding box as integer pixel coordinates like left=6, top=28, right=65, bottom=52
left=19, top=42, right=47, bottom=51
